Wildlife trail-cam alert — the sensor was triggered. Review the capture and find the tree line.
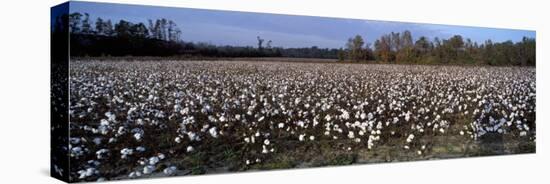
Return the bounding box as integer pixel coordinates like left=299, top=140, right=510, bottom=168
left=342, top=31, right=535, bottom=66
left=69, top=12, right=182, bottom=41
left=62, top=12, right=340, bottom=58
left=56, top=12, right=535, bottom=65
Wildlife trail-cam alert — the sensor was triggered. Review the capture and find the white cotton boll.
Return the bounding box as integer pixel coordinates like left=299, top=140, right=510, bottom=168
left=439, top=128, right=445, bottom=134
left=93, top=137, right=102, bottom=145
left=136, top=119, right=144, bottom=125
left=404, top=145, right=410, bottom=149
left=149, top=156, right=160, bottom=165
left=367, top=112, right=374, bottom=121
left=100, top=119, right=110, bottom=126
left=78, top=168, right=96, bottom=179
left=158, top=153, right=165, bottom=160
left=136, top=146, right=146, bottom=152
left=348, top=131, right=355, bottom=139
left=180, top=107, right=189, bottom=115
left=367, top=138, right=374, bottom=149
left=417, top=150, right=422, bottom=155
left=186, top=146, right=194, bottom=152
left=201, top=124, right=210, bottom=132
left=345, top=122, right=352, bottom=128
left=523, top=124, right=530, bottom=131
left=299, top=134, right=305, bottom=141
left=459, top=131, right=465, bottom=136
left=116, top=126, right=126, bottom=136
left=309, top=135, right=315, bottom=141
left=134, top=132, right=143, bottom=141
left=353, top=121, right=361, bottom=127
left=120, top=148, right=133, bottom=159
left=406, top=134, right=415, bottom=143
left=143, top=165, right=155, bottom=174
left=187, top=132, right=199, bottom=142
left=174, top=137, right=182, bottom=143
left=264, top=139, right=270, bottom=145
left=294, top=98, right=301, bottom=105
left=174, top=104, right=182, bottom=112
left=360, top=113, right=367, bottom=120
left=70, top=146, right=84, bottom=157
left=105, top=111, right=116, bottom=121
left=138, top=158, right=147, bottom=166
left=208, top=127, right=219, bottom=138
left=69, top=137, right=81, bottom=145
left=108, top=138, right=117, bottom=144
left=163, top=166, right=177, bottom=175
left=128, top=171, right=142, bottom=178
left=262, top=145, right=268, bottom=154
left=97, top=126, right=109, bottom=135
left=325, top=115, right=332, bottom=121
left=95, top=149, right=109, bottom=159
left=297, top=121, right=305, bottom=128
left=278, top=123, right=285, bottom=129
left=246, top=160, right=251, bottom=165
left=313, top=118, right=319, bottom=127
left=519, top=131, right=527, bottom=137
left=340, top=110, right=350, bottom=120
left=244, top=137, right=250, bottom=143
left=516, top=120, right=523, bottom=125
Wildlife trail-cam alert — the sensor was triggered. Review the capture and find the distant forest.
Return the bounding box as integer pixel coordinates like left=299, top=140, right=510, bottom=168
left=53, top=12, right=535, bottom=65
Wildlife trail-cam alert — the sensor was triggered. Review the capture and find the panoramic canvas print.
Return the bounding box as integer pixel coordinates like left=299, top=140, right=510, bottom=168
left=51, top=1, right=536, bottom=182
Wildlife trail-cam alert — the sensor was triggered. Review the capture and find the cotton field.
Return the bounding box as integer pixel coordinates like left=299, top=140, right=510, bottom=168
left=67, top=60, right=535, bottom=181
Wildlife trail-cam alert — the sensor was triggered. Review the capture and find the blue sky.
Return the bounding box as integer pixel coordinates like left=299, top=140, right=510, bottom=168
left=67, top=1, right=535, bottom=49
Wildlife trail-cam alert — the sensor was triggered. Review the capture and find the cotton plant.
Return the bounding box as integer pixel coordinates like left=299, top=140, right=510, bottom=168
left=67, top=60, right=535, bottom=181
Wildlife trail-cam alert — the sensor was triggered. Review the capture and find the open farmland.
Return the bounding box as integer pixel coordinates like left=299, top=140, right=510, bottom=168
left=67, top=60, right=535, bottom=181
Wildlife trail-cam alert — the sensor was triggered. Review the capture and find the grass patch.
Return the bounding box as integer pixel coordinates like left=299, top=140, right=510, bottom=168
left=327, top=154, right=357, bottom=166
